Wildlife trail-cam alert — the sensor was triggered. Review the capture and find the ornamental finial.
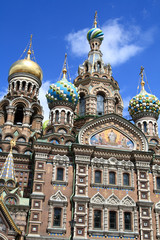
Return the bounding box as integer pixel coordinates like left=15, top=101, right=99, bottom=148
left=140, top=66, right=145, bottom=91
left=27, top=34, right=32, bottom=60
left=94, top=11, right=97, bottom=28
left=10, top=139, right=16, bottom=153
left=62, top=53, right=67, bottom=79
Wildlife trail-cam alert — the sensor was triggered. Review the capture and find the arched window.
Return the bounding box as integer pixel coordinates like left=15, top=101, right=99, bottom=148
left=55, top=111, right=59, bottom=123
left=14, top=105, right=24, bottom=125
left=97, top=61, right=101, bottom=72
left=95, top=170, right=101, bottom=183
left=58, top=128, right=67, bottom=134
left=123, top=173, right=129, bottom=186
left=79, top=93, right=85, bottom=116
left=50, top=139, right=59, bottom=144
left=67, top=112, right=70, bottom=123
left=3, top=105, right=7, bottom=123
left=17, top=137, right=26, bottom=142
left=24, top=150, right=32, bottom=155
left=109, top=172, right=115, bottom=185
left=115, top=97, right=119, bottom=113
left=16, top=81, right=20, bottom=91
left=97, top=94, right=104, bottom=116
left=5, top=135, right=12, bottom=141
left=65, top=141, right=73, bottom=146
left=28, top=83, right=32, bottom=92
left=85, top=63, right=88, bottom=72
left=143, top=122, right=147, bottom=133
left=22, top=81, right=26, bottom=91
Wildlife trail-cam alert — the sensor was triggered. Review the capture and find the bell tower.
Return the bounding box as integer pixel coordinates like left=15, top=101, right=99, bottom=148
left=0, top=35, right=43, bottom=153
left=74, top=12, right=123, bottom=128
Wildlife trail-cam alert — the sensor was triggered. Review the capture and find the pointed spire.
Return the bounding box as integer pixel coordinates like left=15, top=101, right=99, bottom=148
left=140, top=66, right=145, bottom=91
left=0, top=140, right=16, bottom=181
left=27, top=34, right=32, bottom=60
left=62, top=53, right=67, bottom=79
left=94, top=11, right=97, bottom=28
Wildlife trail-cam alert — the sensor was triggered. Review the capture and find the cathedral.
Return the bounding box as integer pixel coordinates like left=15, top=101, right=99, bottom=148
left=0, top=13, right=160, bottom=240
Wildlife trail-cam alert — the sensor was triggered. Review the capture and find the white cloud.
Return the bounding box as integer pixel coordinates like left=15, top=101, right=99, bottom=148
left=122, top=96, right=131, bottom=117
left=39, top=81, right=51, bottom=122
left=65, top=19, right=155, bottom=66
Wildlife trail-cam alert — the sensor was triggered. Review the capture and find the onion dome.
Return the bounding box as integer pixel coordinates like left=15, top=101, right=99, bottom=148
left=87, top=28, right=104, bottom=42
left=128, top=67, right=160, bottom=120
left=87, top=11, right=104, bottom=42
left=9, top=35, right=43, bottom=81
left=46, top=55, right=79, bottom=107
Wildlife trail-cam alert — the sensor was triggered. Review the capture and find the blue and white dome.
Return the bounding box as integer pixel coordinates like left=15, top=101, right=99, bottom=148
left=46, top=69, right=79, bottom=106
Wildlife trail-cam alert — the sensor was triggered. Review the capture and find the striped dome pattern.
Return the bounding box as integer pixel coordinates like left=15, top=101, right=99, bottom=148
left=87, top=28, right=104, bottom=42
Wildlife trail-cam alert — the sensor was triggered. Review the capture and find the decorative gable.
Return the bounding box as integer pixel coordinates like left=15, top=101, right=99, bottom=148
left=90, top=192, right=105, bottom=204
left=121, top=195, right=136, bottom=207
left=49, top=190, right=67, bottom=204
left=106, top=194, right=120, bottom=205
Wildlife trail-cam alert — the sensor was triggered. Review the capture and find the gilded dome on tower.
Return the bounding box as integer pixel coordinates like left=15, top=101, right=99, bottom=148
left=8, top=35, right=43, bottom=81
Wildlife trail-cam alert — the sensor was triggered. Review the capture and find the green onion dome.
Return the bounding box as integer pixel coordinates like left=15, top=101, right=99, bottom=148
left=87, top=27, right=104, bottom=42
left=46, top=68, right=79, bottom=107
left=128, top=84, right=160, bottom=120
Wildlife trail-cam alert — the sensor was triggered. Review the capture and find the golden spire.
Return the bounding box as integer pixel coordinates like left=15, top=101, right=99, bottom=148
left=62, top=53, right=67, bottom=79
left=27, top=34, right=32, bottom=60
left=140, top=66, right=145, bottom=91
left=94, top=11, right=97, bottom=28
left=10, top=139, right=16, bottom=153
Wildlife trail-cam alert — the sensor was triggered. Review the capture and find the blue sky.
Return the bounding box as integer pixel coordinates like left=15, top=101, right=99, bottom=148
left=1, top=0, right=160, bottom=122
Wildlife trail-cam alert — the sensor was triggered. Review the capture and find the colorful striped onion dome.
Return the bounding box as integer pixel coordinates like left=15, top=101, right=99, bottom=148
left=46, top=67, right=79, bottom=106
left=87, top=27, right=104, bottom=42
left=128, top=84, right=160, bottom=119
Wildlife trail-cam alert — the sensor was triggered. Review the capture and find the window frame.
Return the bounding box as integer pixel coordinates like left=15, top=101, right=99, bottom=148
left=109, top=211, right=117, bottom=230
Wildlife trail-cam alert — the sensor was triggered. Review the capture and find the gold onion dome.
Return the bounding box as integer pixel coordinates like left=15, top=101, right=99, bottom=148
left=8, top=36, right=43, bottom=81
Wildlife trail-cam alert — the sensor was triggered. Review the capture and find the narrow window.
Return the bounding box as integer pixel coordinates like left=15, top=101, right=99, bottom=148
left=115, top=97, right=119, bottom=113
left=97, top=94, right=104, bottom=116
left=123, top=173, right=129, bottom=186
left=55, top=111, right=59, bottom=123
left=109, top=211, right=116, bottom=230
left=53, top=208, right=61, bottom=226
left=57, top=168, right=64, bottom=181
left=95, top=171, right=101, bottom=183
left=67, top=112, right=70, bottom=123
left=109, top=172, right=115, bottom=185
left=14, top=106, right=24, bottom=125
left=79, top=94, right=85, bottom=116
left=22, top=81, right=26, bottom=91
left=157, top=177, right=160, bottom=189
left=94, top=210, right=101, bottom=229
left=143, top=122, right=147, bottom=133
left=124, top=212, right=131, bottom=230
